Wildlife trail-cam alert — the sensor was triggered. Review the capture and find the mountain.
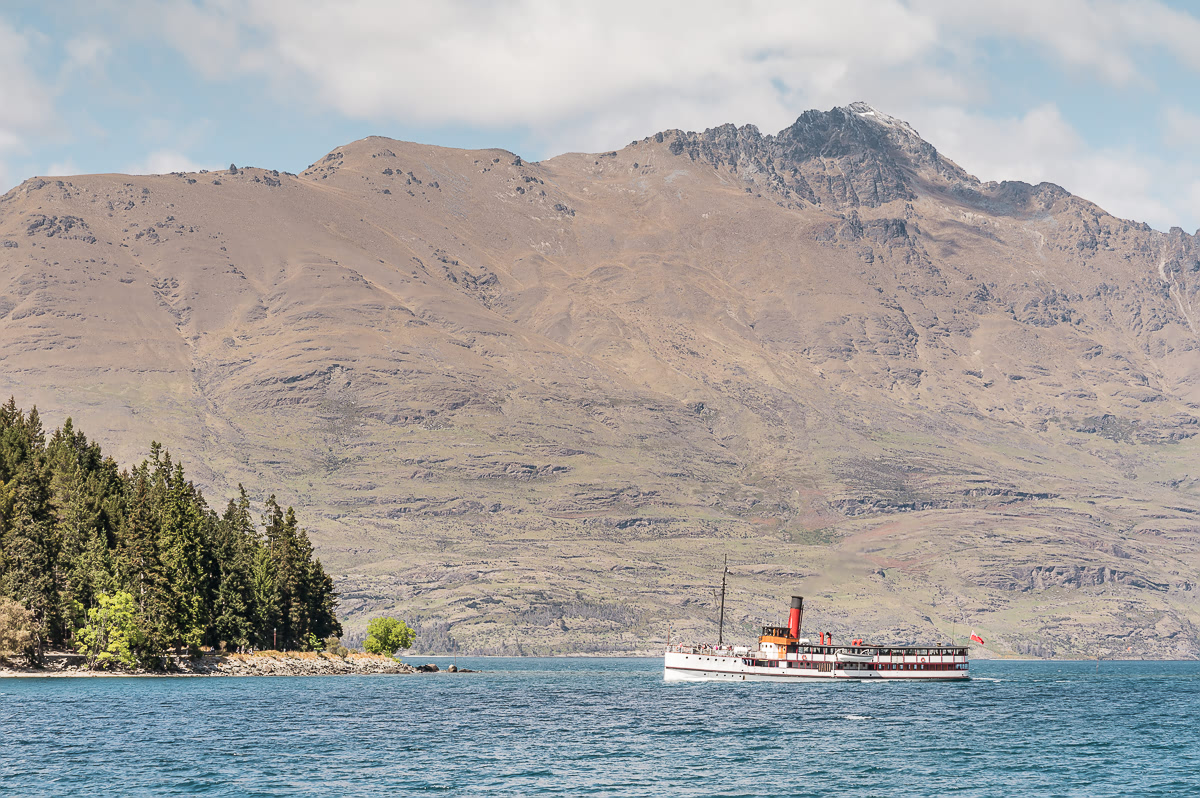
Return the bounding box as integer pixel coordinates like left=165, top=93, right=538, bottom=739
left=2, top=104, right=1198, bottom=657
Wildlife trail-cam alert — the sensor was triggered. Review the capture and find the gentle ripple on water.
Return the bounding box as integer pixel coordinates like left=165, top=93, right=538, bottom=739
left=1, top=659, right=1198, bottom=796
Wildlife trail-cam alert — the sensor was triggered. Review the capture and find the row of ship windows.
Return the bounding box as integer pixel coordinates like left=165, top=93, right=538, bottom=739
left=792, top=649, right=969, bottom=657
left=760, top=661, right=968, bottom=671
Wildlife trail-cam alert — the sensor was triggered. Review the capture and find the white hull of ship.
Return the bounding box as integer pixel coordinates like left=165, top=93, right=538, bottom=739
left=663, top=651, right=969, bottom=682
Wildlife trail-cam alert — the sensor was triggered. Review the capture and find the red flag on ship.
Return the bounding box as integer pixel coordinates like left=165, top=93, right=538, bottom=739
left=970, top=631, right=985, bottom=645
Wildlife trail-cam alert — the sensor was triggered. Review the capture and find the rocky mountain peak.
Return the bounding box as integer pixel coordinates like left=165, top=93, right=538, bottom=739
left=840, top=102, right=921, bottom=139
left=657, top=103, right=976, bottom=209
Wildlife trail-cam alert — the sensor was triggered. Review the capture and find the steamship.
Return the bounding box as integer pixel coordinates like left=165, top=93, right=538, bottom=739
left=664, top=595, right=970, bottom=682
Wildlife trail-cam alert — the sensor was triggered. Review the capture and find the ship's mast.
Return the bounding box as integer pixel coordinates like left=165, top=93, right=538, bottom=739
left=718, top=555, right=727, bottom=646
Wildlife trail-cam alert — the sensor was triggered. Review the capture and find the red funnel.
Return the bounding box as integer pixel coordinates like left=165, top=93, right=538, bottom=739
left=788, top=596, right=803, bottom=639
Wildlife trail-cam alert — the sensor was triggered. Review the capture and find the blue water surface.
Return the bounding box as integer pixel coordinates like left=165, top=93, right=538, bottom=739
left=1, top=658, right=1197, bottom=796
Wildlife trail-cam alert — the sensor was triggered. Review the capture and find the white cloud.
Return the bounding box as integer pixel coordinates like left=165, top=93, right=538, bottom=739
left=0, top=129, right=23, bottom=154
left=912, top=104, right=1194, bottom=232
left=55, top=1, right=1200, bottom=231
left=0, top=21, right=54, bottom=152
left=147, top=0, right=956, bottom=139
left=0, top=19, right=56, bottom=193
left=45, top=159, right=79, bottom=176
left=1163, top=106, right=1200, bottom=151
left=126, top=149, right=209, bottom=175
left=143, top=0, right=1200, bottom=138
left=63, top=33, right=111, bottom=75
left=914, top=0, right=1200, bottom=86
left=915, top=104, right=1085, bottom=183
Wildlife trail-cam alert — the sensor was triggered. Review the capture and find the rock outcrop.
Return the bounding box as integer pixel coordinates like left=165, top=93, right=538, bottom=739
left=0, top=652, right=428, bottom=677
left=657, top=103, right=974, bottom=208
left=179, top=652, right=417, bottom=676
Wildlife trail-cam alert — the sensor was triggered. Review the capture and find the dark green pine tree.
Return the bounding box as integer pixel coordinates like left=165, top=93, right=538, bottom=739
left=0, top=404, right=60, bottom=643
left=208, top=486, right=258, bottom=651
left=0, top=402, right=344, bottom=662
left=258, top=497, right=340, bottom=649
left=260, top=495, right=289, bottom=648
left=279, top=507, right=312, bottom=648
left=117, top=470, right=171, bottom=655
left=158, top=463, right=209, bottom=653
left=305, top=546, right=342, bottom=642
left=251, top=544, right=281, bottom=649
left=46, top=419, right=117, bottom=643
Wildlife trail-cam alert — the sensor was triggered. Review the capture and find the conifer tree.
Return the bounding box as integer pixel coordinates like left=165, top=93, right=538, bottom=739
left=117, top=471, right=171, bottom=654
left=0, top=401, right=343, bottom=665
left=279, top=507, right=310, bottom=649
left=0, top=406, right=58, bottom=642
left=47, top=420, right=114, bottom=642
left=251, top=545, right=280, bottom=649
left=306, top=551, right=341, bottom=642
left=210, top=487, right=258, bottom=650
left=159, top=464, right=207, bottom=652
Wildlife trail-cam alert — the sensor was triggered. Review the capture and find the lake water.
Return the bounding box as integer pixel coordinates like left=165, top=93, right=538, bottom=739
left=2, top=658, right=1197, bottom=796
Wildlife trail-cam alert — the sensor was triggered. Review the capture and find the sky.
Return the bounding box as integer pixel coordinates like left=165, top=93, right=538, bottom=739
left=1, top=0, right=1198, bottom=232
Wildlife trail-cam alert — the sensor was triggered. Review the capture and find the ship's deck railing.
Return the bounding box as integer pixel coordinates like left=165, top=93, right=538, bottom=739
left=667, top=644, right=741, bottom=656
left=667, top=643, right=969, bottom=658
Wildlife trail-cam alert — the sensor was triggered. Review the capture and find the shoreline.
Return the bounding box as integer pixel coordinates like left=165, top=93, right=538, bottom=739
left=0, top=651, right=464, bottom=678
left=4, top=652, right=1189, bottom=677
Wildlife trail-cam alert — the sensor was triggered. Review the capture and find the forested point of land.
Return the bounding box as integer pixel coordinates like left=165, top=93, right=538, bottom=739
left=0, top=398, right=341, bottom=666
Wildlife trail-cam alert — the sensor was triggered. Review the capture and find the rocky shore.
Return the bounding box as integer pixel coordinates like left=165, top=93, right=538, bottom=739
left=0, top=651, right=470, bottom=677
left=179, top=651, right=419, bottom=676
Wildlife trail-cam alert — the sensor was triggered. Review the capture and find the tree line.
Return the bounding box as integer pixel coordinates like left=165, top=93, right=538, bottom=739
left=0, top=399, right=341, bottom=664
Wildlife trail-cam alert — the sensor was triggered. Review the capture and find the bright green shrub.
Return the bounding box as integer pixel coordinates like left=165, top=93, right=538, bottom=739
left=76, top=591, right=143, bottom=669
left=362, top=617, right=415, bottom=656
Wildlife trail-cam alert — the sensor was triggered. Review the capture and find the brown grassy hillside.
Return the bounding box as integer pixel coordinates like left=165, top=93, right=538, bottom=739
left=2, top=104, right=1198, bottom=657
